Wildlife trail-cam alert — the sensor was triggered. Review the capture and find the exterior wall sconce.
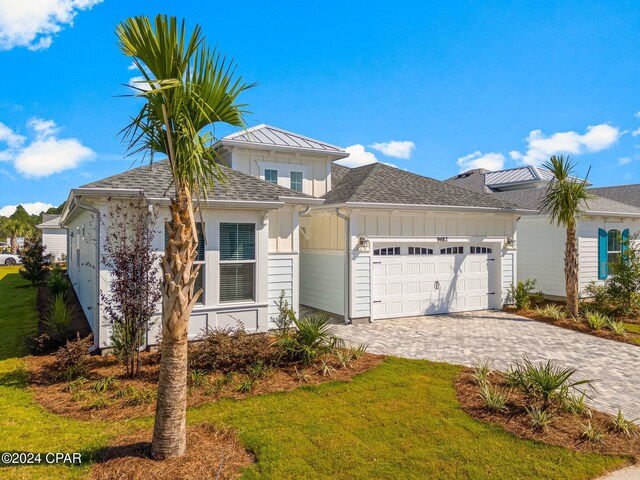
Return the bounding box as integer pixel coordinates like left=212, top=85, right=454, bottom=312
left=358, top=235, right=370, bottom=251
left=506, top=236, right=516, bottom=247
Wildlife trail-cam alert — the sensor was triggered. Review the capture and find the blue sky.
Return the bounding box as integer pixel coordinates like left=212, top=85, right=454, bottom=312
left=1, top=0, right=640, bottom=215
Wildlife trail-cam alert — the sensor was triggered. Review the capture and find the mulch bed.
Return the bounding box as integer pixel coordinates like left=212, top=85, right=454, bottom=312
left=90, top=423, right=253, bottom=480
left=35, top=274, right=92, bottom=352
left=455, top=368, right=640, bottom=460
left=27, top=351, right=384, bottom=421
left=506, top=306, right=640, bottom=347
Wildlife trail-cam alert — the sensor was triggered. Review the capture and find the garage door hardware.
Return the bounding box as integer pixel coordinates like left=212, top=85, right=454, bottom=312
left=434, top=281, right=440, bottom=290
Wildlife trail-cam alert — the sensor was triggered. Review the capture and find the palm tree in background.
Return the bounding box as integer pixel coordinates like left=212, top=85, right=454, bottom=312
left=116, top=15, right=254, bottom=459
left=4, top=219, right=29, bottom=253
left=540, top=155, right=593, bottom=318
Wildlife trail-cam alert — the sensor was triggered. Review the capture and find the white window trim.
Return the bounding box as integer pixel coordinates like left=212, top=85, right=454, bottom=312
left=256, top=160, right=310, bottom=192
left=290, top=171, right=303, bottom=192
left=219, top=223, right=257, bottom=304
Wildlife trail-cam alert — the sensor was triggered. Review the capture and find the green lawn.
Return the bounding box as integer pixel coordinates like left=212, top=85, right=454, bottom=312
left=0, top=265, right=629, bottom=479
left=0, top=266, right=39, bottom=360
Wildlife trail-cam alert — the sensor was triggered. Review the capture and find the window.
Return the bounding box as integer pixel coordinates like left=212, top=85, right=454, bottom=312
left=264, top=169, right=278, bottom=184
left=220, top=223, right=255, bottom=302
left=598, top=228, right=629, bottom=279
left=290, top=171, right=303, bottom=192
left=408, top=247, right=433, bottom=255
left=607, top=229, right=621, bottom=265
left=165, top=222, right=205, bottom=304
left=373, top=247, right=401, bottom=256
left=440, top=246, right=464, bottom=255
left=470, top=246, right=492, bottom=254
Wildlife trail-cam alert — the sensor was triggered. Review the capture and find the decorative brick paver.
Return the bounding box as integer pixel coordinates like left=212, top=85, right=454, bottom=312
left=333, top=310, right=640, bottom=418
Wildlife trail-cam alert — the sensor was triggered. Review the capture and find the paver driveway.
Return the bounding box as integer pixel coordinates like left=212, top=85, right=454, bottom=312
left=333, top=310, right=640, bottom=418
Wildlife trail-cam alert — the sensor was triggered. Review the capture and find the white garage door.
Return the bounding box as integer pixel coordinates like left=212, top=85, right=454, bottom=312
left=371, top=244, right=495, bottom=319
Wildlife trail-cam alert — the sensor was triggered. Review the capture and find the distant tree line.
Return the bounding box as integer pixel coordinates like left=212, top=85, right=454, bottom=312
left=0, top=202, right=65, bottom=253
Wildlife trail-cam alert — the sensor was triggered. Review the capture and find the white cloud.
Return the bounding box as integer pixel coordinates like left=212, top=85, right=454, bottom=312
left=510, top=124, right=621, bottom=166
left=632, top=127, right=640, bottom=137
left=128, top=76, right=154, bottom=92
left=334, top=144, right=379, bottom=168
left=0, top=117, right=94, bottom=177
left=0, top=202, right=54, bottom=216
left=456, top=151, right=505, bottom=173
left=635, top=111, right=640, bottom=118
left=369, top=140, right=415, bottom=159
left=0, top=0, right=102, bottom=51
left=127, top=62, right=137, bottom=71
left=618, top=157, right=632, bottom=166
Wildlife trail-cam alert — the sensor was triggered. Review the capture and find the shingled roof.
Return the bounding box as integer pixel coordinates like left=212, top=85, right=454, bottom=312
left=447, top=171, right=640, bottom=215
left=589, top=184, right=640, bottom=209
left=324, top=163, right=519, bottom=210
left=80, top=160, right=316, bottom=203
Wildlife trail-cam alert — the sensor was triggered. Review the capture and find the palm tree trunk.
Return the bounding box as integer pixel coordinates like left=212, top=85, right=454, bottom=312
left=151, top=186, right=202, bottom=460
left=565, top=222, right=579, bottom=318
left=10, top=235, right=18, bottom=254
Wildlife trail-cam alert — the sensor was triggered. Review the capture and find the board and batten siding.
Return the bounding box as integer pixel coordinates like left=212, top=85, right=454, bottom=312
left=267, top=254, right=296, bottom=329
left=230, top=149, right=332, bottom=198
left=42, top=228, right=67, bottom=261
left=501, top=250, right=516, bottom=304
left=300, top=249, right=344, bottom=316
left=300, top=213, right=345, bottom=251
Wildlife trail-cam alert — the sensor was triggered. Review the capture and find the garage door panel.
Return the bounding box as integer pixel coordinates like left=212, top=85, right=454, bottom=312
left=372, top=244, right=495, bottom=319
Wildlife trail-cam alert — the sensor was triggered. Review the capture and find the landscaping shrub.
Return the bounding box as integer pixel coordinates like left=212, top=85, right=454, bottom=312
left=606, top=319, right=627, bottom=336
left=610, top=409, right=638, bottom=437
left=606, top=233, right=640, bottom=313
left=534, top=304, right=565, bottom=320
left=274, top=313, right=343, bottom=365
left=48, top=264, right=71, bottom=298
left=581, top=421, right=604, bottom=443
left=189, top=326, right=274, bottom=373
left=507, top=356, right=592, bottom=411
left=478, top=383, right=508, bottom=412
left=583, top=282, right=612, bottom=312
left=349, top=343, right=368, bottom=360
left=44, top=294, right=73, bottom=335
left=472, top=358, right=492, bottom=386
left=585, top=311, right=609, bottom=330
left=271, top=291, right=296, bottom=331
left=508, top=279, right=537, bottom=309
left=560, top=391, right=589, bottom=416
left=19, top=237, right=52, bottom=286
left=527, top=406, right=554, bottom=431
left=54, top=334, right=93, bottom=381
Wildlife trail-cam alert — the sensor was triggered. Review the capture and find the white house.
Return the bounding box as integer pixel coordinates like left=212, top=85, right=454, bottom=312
left=447, top=167, right=640, bottom=298
left=36, top=214, right=67, bottom=262
left=62, top=124, right=524, bottom=350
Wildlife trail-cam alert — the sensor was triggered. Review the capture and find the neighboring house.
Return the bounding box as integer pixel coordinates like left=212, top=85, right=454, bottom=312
left=36, top=214, right=67, bottom=262
left=60, top=125, right=339, bottom=350
left=589, top=184, right=640, bottom=209
left=300, top=162, right=522, bottom=323
left=447, top=166, right=640, bottom=299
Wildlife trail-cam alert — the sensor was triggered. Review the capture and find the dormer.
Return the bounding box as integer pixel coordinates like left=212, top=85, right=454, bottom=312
left=216, top=124, right=349, bottom=198
left=484, top=166, right=591, bottom=192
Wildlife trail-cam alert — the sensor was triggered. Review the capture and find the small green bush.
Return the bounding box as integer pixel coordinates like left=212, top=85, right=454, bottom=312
left=527, top=406, right=554, bottom=431
left=472, top=358, right=492, bottom=386
left=236, top=377, right=255, bottom=393
left=54, top=334, right=92, bottom=381
left=189, top=369, right=209, bottom=387
left=581, top=421, right=604, bottom=442
left=349, top=343, right=368, bottom=360
left=560, top=391, right=589, bottom=416
left=534, top=304, right=565, bottom=320
left=48, top=265, right=71, bottom=298
left=478, top=383, right=508, bottom=412
left=274, top=314, right=344, bottom=365
left=606, top=319, right=627, bottom=336
left=318, top=357, right=335, bottom=377
left=585, top=311, right=609, bottom=330
left=508, top=279, right=537, bottom=309
left=610, top=409, right=638, bottom=437
left=44, top=294, right=73, bottom=335
left=91, top=376, right=120, bottom=394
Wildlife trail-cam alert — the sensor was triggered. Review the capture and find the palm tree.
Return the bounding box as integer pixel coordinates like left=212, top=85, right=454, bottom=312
left=4, top=219, right=28, bottom=253
left=540, top=155, right=593, bottom=318
left=116, top=15, right=254, bottom=459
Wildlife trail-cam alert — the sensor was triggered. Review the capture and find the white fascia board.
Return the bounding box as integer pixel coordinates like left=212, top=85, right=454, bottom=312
left=278, top=196, right=325, bottom=206
left=584, top=210, right=640, bottom=218
left=313, top=202, right=529, bottom=215
left=219, top=139, right=350, bottom=160
left=146, top=197, right=285, bottom=210
left=61, top=187, right=145, bottom=224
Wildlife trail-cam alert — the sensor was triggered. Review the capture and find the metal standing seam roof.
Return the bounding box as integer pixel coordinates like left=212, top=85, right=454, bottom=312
left=324, top=163, right=520, bottom=210
left=221, top=124, right=348, bottom=156
left=79, top=160, right=316, bottom=203
left=484, top=166, right=587, bottom=187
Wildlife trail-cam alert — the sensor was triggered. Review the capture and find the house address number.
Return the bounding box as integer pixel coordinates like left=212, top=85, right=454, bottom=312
left=436, top=236, right=448, bottom=242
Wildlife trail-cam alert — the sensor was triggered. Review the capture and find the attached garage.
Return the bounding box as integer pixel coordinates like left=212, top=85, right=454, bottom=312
left=371, top=243, right=497, bottom=319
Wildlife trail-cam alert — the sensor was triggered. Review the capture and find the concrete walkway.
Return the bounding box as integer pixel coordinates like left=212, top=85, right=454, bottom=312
left=332, top=310, right=640, bottom=418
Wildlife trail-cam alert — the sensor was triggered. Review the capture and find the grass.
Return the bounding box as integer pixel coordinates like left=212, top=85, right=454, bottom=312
left=623, top=323, right=640, bottom=345
left=0, top=266, right=39, bottom=360
left=0, top=264, right=629, bottom=479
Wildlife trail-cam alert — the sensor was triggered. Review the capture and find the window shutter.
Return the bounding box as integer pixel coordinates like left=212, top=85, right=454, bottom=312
left=621, top=228, right=630, bottom=263
left=598, top=228, right=608, bottom=279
